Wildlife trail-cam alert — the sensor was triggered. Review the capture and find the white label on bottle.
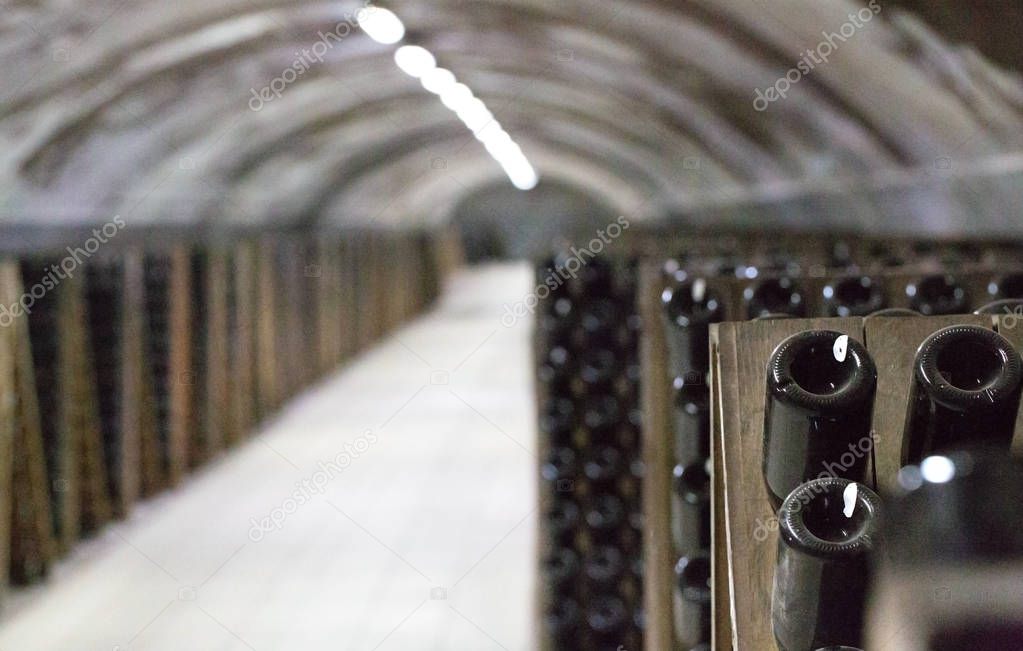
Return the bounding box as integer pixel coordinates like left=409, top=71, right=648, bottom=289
left=833, top=335, right=849, bottom=362
left=843, top=482, right=858, bottom=518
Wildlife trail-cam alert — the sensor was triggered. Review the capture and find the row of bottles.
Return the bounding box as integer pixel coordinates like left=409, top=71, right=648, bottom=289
left=771, top=451, right=1023, bottom=651
left=763, top=324, right=1023, bottom=650
left=664, top=267, right=1023, bottom=320
left=660, top=244, right=1023, bottom=649
left=536, top=254, right=644, bottom=650
left=661, top=275, right=716, bottom=649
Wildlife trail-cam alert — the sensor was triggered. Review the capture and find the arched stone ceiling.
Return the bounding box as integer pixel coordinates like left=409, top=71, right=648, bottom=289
left=1, top=0, right=1022, bottom=233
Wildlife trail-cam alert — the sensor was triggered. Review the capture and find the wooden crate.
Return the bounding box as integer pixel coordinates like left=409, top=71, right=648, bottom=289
left=710, top=312, right=1023, bottom=649
left=641, top=253, right=1023, bottom=650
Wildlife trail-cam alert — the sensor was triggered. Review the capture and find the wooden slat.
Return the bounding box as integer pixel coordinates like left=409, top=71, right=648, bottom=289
left=86, top=258, right=131, bottom=517
left=204, top=247, right=231, bottom=455
left=166, top=245, right=192, bottom=484
left=710, top=323, right=736, bottom=651
left=315, top=237, right=342, bottom=373
left=339, top=238, right=357, bottom=360
left=123, top=249, right=163, bottom=498
left=256, top=238, right=279, bottom=413
left=6, top=262, right=57, bottom=583
left=994, top=313, right=1023, bottom=456
left=63, top=275, right=112, bottom=534
left=22, top=259, right=77, bottom=554
left=639, top=263, right=674, bottom=651
left=231, top=241, right=257, bottom=438
left=0, top=262, right=17, bottom=600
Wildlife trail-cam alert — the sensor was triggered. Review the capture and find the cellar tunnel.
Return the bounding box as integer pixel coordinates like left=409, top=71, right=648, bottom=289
left=1, top=0, right=1023, bottom=649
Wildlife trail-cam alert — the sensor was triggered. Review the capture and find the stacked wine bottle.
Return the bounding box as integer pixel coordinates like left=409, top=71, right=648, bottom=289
left=660, top=268, right=718, bottom=651
left=536, top=254, right=644, bottom=651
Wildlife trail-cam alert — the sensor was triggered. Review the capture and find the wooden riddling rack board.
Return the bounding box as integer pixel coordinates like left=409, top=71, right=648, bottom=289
left=709, top=311, right=1023, bottom=650
left=637, top=251, right=1023, bottom=651
left=0, top=229, right=449, bottom=606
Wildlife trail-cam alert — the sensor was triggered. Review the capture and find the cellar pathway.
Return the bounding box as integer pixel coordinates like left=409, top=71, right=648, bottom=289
left=0, top=263, right=537, bottom=651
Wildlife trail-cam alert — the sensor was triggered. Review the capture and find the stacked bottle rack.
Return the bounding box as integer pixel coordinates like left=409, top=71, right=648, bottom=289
left=535, top=255, right=645, bottom=651
left=0, top=229, right=450, bottom=608
left=640, top=235, right=1023, bottom=650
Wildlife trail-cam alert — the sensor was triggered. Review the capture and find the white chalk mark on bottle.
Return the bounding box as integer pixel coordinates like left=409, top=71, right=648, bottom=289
left=843, top=482, right=858, bottom=518
left=833, top=335, right=849, bottom=363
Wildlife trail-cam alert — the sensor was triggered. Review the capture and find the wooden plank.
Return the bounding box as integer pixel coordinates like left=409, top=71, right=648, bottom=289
left=50, top=270, right=85, bottom=548
left=6, top=262, right=57, bottom=582
left=340, top=237, right=359, bottom=359
left=21, top=259, right=78, bottom=554
left=298, top=238, right=322, bottom=383
left=87, top=255, right=136, bottom=517
left=63, top=274, right=112, bottom=534
left=994, top=313, right=1023, bottom=456
left=123, top=249, right=163, bottom=498
left=143, top=249, right=181, bottom=491
left=710, top=322, right=738, bottom=651
left=256, top=238, right=279, bottom=413
left=231, top=241, right=257, bottom=438
left=639, top=263, right=674, bottom=651
left=720, top=317, right=865, bottom=651
left=0, top=262, right=17, bottom=600
left=166, top=245, right=192, bottom=484
left=204, top=247, right=231, bottom=455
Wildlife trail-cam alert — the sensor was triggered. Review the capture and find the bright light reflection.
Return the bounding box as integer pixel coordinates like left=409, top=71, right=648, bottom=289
left=456, top=100, right=492, bottom=131
left=440, top=83, right=474, bottom=111
left=421, top=67, right=456, bottom=94
left=920, top=456, right=956, bottom=484
left=358, top=7, right=405, bottom=44
left=386, top=36, right=538, bottom=190
left=394, top=45, right=435, bottom=78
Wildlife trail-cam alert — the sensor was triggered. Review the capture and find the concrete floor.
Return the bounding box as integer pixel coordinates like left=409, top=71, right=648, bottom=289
left=0, top=263, right=537, bottom=651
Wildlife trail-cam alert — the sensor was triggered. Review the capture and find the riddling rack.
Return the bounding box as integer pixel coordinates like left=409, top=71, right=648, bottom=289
left=537, top=226, right=1023, bottom=651
left=534, top=256, right=645, bottom=651
left=0, top=229, right=453, bottom=608
left=635, top=236, right=1023, bottom=650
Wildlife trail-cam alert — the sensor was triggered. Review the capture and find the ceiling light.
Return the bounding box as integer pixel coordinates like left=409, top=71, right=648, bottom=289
left=456, top=99, right=492, bottom=131
left=421, top=67, right=456, bottom=94
left=358, top=7, right=405, bottom=44
left=394, top=45, right=435, bottom=78
left=381, top=18, right=539, bottom=191
left=474, top=121, right=505, bottom=141
left=503, top=158, right=539, bottom=191
left=440, top=83, right=474, bottom=111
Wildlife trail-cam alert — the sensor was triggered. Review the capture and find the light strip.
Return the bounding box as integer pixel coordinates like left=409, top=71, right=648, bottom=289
left=392, top=44, right=539, bottom=190
left=358, top=7, right=405, bottom=44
